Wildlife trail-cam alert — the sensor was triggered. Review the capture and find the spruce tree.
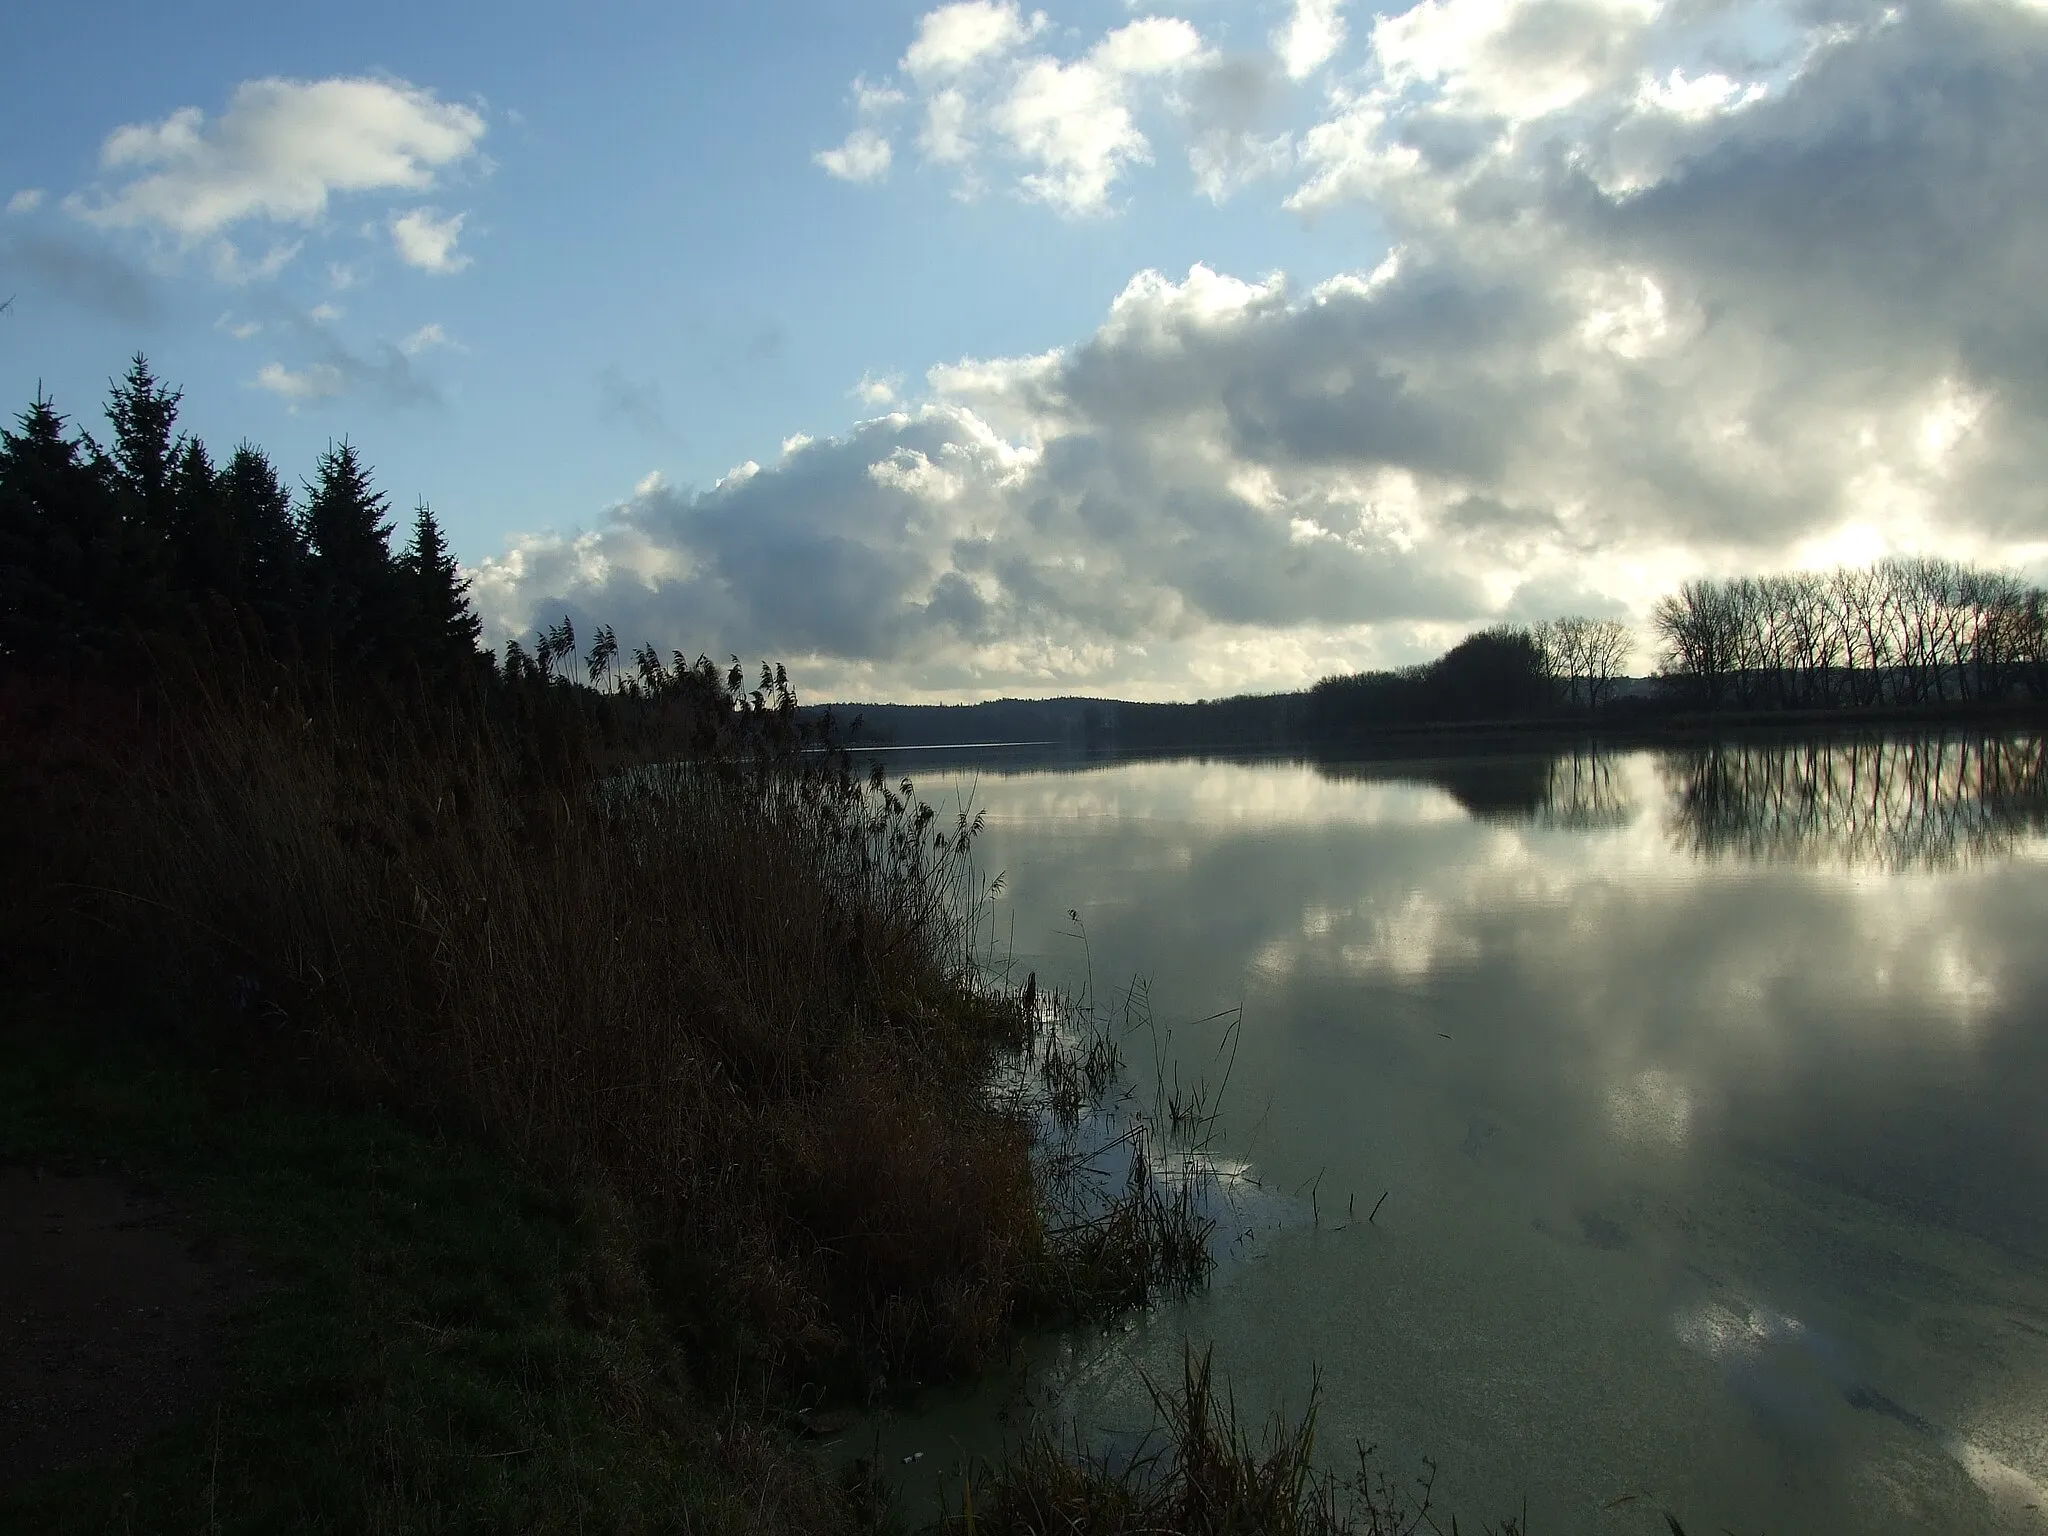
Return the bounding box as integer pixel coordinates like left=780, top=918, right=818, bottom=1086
left=401, top=500, right=483, bottom=679
left=104, top=355, right=181, bottom=604
left=169, top=435, right=239, bottom=603
left=302, top=439, right=401, bottom=669
left=221, top=443, right=307, bottom=640
left=0, top=393, right=123, bottom=657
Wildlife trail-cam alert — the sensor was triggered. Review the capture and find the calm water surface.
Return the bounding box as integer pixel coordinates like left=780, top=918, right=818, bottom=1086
left=851, top=733, right=2048, bottom=1534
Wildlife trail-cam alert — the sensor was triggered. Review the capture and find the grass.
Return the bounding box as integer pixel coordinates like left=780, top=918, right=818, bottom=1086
left=0, top=981, right=847, bottom=1535
left=944, top=1347, right=1529, bottom=1536
left=22, top=658, right=1099, bottom=1395
left=0, top=655, right=1222, bottom=1531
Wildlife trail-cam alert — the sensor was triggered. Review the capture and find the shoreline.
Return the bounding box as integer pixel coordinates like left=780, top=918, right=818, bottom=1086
left=833, top=700, right=2048, bottom=768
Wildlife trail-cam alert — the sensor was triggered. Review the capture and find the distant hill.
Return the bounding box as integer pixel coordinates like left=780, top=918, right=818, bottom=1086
left=804, top=697, right=1122, bottom=748
left=809, top=672, right=1670, bottom=753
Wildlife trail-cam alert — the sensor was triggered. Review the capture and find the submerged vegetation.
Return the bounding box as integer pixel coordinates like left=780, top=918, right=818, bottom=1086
left=950, top=1348, right=1535, bottom=1536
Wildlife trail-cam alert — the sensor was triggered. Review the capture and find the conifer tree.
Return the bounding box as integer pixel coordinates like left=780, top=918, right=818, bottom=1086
left=169, top=435, right=238, bottom=603
left=0, top=393, right=123, bottom=657
left=104, top=355, right=181, bottom=602
left=221, top=443, right=307, bottom=638
left=302, top=439, right=401, bottom=667
left=401, top=500, right=483, bottom=678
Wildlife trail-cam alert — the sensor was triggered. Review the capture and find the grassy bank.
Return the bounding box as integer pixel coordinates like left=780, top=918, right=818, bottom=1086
left=0, top=652, right=1222, bottom=1531
left=0, top=981, right=846, bottom=1534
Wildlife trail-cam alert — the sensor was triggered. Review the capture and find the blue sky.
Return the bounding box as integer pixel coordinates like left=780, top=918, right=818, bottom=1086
left=6, top=1, right=2048, bottom=700
left=0, top=1, right=1364, bottom=558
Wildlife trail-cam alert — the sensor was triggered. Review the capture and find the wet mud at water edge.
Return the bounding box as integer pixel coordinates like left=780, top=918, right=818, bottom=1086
left=825, top=734, right=2048, bottom=1534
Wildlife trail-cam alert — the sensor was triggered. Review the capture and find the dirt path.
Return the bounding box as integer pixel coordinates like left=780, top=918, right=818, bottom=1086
left=0, top=1166, right=259, bottom=1485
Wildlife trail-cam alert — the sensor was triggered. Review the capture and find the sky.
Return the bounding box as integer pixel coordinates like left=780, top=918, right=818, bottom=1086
left=4, top=0, right=2047, bottom=702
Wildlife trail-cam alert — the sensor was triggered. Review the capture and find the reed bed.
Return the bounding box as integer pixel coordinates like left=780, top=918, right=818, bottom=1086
left=11, top=654, right=1213, bottom=1410
left=949, top=1346, right=1531, bottom=1536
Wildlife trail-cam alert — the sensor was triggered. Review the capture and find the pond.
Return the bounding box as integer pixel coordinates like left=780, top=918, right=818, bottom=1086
left=840, top=731, right=2048, bottom=1535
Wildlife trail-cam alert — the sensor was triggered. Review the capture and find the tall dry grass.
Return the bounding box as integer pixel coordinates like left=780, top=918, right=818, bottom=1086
left=954, top=1347, right=1530, bottom=1536
left=29, top=655, right=1069, bottom=1396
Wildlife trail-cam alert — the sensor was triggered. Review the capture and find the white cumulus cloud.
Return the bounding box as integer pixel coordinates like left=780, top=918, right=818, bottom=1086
left=390, top=206, right=471, bottom=273
left=480, top=0, right=2048, bottom=703
left=902, top=1, right=1044, bottom=79
left=816, top=128, right=895, bottom=183
left=1274, top=0, right=1349, bottom=80
left=69, top=76, right=484, bottom=241
left=6, top=189, right=45, bottom=215
left=854, top=370, right=905, bottom=407
left=255, top=360, right=346, bottom=404
left=819, top=5, right=1217, bottom=214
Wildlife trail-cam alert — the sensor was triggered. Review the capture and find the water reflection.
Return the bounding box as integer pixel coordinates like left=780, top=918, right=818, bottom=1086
left=1315, top=748, right=1634, bottom=829
left=1662, top=733, right=2048, bottom=871
left=902, top=730, right=2048, bottom=869
left=859, top=730, right=2048, bottom=1535
left=1308, top=731, right=2048, bottom=867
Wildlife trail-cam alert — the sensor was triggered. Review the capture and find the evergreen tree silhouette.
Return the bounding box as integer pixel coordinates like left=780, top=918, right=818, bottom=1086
left=221, top=443, right=308, bottom=640
left=0, top=392, right=123, bottom=657
left=401, top=500, right=483, bottom=679
left=169, top=435, right=240, bottom=603
left=303, top=439, right=401, bottom=669
left=104, top=354, right=181, bottom=608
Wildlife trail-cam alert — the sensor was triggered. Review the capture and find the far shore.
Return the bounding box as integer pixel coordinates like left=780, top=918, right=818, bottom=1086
left=819, top=695, right=2048, bottom=763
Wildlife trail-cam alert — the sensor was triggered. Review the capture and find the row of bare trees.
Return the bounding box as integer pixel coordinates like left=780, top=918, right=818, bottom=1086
left=1532, top=617, right=1634, bottom=708
left=1651, top=558, right=2048, bottom=709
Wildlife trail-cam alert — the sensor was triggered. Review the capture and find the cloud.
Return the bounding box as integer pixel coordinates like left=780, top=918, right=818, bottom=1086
left=401, top=321, right=459, bottom=355
left=215, top=311, right=263, bottom=340
left=210, top=237, right=302, bottom=284
left=69, top=76, right=485, bottom=241
left=389, top=206, right=471, bottom=273
left=821, top=5, right=1216, bottom=214
left=902, top=2, right=1044, bottom=80
left=816, top=76, right=908, bottom=183
left=252, top=308, right=445, bottom=412
left=854, top=371, right=904, bottom=408
left=1185, top=54, right=1294, bottom=202
left=472, top=264, right=1493, bottom=699
left=6, top=189, right=44, bottom=215
left=483, top=0, right=2048, bottom=702
left=0, top=231, right=159, bottom=324
left=815, top=128, right=894, bottom=182
left=1274, top=0, right=1349, bottom=80
left=995, top=17, right=1211, bottom=212
left=255, top=361, right=347, bottom=404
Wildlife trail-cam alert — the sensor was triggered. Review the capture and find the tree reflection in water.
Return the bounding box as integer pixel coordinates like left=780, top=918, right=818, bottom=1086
left=1311, top=732, right=2048, bottom=868
left=1662, top=732, right=2048, bottom=870
left=1311, top=747, right=1636, bottom=827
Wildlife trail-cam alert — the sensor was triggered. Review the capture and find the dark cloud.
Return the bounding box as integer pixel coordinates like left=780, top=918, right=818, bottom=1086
left=479, top=1, right=2048, bottom=700
left=0, top=232, right=160, bottom=325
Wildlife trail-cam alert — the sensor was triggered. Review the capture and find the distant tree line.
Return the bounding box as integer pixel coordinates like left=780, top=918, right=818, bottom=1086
left=1650, top=558, right=2048, bottom=709
left=1308, top=618, right=1634, bottom=742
